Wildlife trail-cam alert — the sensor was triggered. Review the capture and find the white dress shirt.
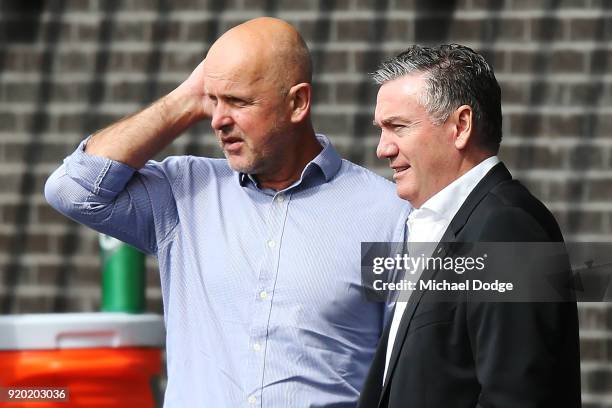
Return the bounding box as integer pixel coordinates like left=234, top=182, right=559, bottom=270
left=383, top=156, right=501, bottom=381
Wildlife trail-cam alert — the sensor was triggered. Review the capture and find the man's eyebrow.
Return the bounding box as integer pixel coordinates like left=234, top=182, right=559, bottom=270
left=375, top=116, right=408, bottom=127
left=205, top=91, right=248, bottom=101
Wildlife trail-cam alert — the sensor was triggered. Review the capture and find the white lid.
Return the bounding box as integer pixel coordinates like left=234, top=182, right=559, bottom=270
left=0, top=313, right=165, bottom=350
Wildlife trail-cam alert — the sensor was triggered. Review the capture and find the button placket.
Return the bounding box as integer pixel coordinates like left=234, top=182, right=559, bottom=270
left=245, top=191, right=291, bottom=399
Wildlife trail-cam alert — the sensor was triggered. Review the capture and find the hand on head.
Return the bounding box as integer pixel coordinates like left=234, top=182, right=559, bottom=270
left=175, top=58, right=213, bottom=120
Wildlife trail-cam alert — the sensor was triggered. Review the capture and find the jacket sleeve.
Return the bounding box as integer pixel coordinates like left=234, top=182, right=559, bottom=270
left=44, top=138, right=181, bottom=255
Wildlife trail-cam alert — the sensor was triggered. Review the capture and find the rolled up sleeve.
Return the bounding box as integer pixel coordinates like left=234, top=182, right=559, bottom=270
left=44, top=138, right=180, bottom=255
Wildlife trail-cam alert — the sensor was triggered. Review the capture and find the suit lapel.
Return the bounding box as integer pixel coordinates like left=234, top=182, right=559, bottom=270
left=379, top=231, right=455, bottom=404
left=378, top=163, right=512, bottom=407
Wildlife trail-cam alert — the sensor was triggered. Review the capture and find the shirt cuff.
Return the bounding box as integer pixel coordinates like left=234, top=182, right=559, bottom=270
left=64, top=137, right=137, bottom=199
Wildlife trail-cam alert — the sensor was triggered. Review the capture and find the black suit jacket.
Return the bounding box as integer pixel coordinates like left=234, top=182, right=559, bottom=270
left=358, top=163, right=581, bottom=408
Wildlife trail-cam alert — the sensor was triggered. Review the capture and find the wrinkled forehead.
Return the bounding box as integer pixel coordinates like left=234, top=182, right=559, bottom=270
left=203, top=49, right=268, bottom=93
left=374, top=81, right=406, bottom=121
left=375, top=75, right=427, bottom=117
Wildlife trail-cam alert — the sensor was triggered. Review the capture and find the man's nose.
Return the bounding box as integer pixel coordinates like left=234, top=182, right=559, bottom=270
left=210, top=103, right=234, bottom=131
left=376, top=133, right=399, bottom=159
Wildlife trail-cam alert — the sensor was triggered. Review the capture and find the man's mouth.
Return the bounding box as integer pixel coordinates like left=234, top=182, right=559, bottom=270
left=221, top=136, right=244, bottom=153
left=391, top=165, right=410, bottom=179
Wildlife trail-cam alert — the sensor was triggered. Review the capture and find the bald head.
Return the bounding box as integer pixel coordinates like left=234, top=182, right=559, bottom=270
left=206, top=17, right=312, bottom=93
left=197, top=17, right=319, bottom=189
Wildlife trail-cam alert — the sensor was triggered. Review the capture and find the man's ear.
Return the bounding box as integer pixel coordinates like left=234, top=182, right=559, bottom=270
left=453, top=105, right=473, bottom=150
left=288, top=83, right=311, bottom=123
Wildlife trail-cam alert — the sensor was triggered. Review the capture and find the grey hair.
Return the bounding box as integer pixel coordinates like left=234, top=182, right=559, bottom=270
left=372, top=44, right=502, bottom=152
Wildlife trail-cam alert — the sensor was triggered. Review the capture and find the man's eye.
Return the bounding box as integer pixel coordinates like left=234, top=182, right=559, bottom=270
left=229, top=97, right=248, bottom=106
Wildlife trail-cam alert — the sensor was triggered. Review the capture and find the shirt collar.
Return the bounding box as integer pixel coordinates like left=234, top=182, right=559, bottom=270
left=410, top=156, right=501, bottom=222
left=237, top=134, right=342, bottom=190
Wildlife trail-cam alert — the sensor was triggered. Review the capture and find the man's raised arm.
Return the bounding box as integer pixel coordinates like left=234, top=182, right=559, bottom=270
left=85, top=60, right=211, bottom=168
left=43, top=60, right=211, bottom=254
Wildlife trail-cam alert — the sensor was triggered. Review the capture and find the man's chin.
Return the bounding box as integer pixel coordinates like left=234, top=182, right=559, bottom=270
left=226, top=156, right=259, bottom=175
left=396, top=187, right=415, bottom=204
left=228, top=163, right=254, bottom=174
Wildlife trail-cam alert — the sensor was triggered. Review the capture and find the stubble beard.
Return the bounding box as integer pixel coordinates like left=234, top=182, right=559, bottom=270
left=224, top=125, right=288, bottom=176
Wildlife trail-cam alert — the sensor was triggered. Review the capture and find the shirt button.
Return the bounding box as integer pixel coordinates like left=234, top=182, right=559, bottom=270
left=276, top=194, right=284, bottom=203
left=259, top=291, right=268, bottom=300
left=267, top=239, right=276, bottom=248
left=248, top=395, right=257, bottom=404
left=253, top=342, right=261, bottom=352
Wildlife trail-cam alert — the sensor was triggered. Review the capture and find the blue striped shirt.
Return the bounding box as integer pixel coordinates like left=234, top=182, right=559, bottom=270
left=45, top=134, right=410, bottom=407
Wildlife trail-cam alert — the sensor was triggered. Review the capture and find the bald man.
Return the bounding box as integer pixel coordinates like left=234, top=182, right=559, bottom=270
left=45, top=18, right=409, bottom=407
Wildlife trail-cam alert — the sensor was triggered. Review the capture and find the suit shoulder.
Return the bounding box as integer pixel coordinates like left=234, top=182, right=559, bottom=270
left=471, top=180, right=563, bottom=242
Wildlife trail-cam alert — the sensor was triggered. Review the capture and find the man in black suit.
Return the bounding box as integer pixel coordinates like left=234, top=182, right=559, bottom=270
left=359, top=44, right=581, bottom=408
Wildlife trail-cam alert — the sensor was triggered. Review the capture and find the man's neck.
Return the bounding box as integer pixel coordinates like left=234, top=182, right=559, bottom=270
left=256, top=130, right=322, bottom=191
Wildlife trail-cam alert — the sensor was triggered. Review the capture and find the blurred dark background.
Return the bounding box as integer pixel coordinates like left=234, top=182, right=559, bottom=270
left=0, top=0, right=611, bottom=405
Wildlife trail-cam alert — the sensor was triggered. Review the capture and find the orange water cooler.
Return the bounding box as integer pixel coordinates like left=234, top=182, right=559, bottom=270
left=0, top=313, right=165, bottom=407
